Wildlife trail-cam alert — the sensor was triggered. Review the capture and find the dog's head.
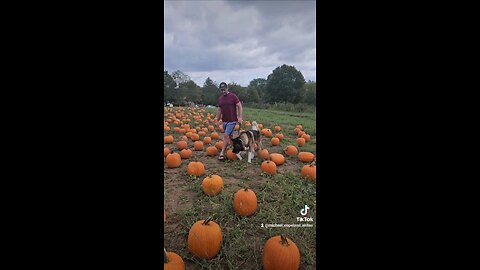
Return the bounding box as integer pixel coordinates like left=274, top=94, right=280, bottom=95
left=231, top=137, right=245, bottom=154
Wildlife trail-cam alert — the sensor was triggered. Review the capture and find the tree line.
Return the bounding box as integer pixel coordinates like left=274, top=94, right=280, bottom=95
left=164, top=64, right=316, bottom=107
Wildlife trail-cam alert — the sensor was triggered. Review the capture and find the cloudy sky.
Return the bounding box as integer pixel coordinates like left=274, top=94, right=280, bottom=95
left=164, top=0, right=316, bottom=87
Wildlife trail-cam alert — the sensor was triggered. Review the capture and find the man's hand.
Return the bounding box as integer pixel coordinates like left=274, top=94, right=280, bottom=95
left=237, top=117, right=243, bottom=125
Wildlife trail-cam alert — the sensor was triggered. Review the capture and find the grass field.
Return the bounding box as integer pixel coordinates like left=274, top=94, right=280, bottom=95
left=164, top=106, right=317, bottom=269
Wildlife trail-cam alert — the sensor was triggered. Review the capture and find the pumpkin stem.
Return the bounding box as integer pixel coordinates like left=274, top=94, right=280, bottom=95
left=203, top=217, right=213, bottom=225
left=164, top=248, right=169, bottom=263
left=280, top=234, right=290, bottom=246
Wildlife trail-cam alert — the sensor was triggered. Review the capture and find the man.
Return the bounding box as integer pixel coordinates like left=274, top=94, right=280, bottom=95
left=216, top=82, right=243, bottom=160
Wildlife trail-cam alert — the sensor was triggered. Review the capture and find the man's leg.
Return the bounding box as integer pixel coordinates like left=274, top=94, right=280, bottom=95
left=220, top=134, right=229, bottom=157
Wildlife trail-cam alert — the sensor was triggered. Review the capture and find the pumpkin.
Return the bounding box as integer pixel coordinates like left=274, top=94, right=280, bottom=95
left=194, top=141, right=204, bottom=151
left=301, top=162, right=316, bottom=181
left=166, top=152, right=181, bottom=168
left=298, top=152, right=315, bottom=163
left=284, top=145, right=299, bottom=156
left=215, top=141, right=223, bottom=150
left=164, top=210, right=166, bottom=222
left=301, top=133, right=311, bottom=142
left=179, top=135, right=188, bottom=142
left=271, top=137, right=280, bottom=146
left=234, top=124, right=240, bottom=130
left=275, top=133, right=284, bottom=140
left=198, top=131, right=206, bottom=137
left=297, top=131, right=306, bottom=138
left=191, top=133, right=200, bottom=141
left=296, top=124, right=303, bottom=130
left=259, top=149, right=269, bottom=159
left=187, top=218, right=222, bottom=259
left=187, top=161, right=205, bottom=176
left=202, top=175, right=224, bottom=196
left=206, top=146, right=218, bottom=156
left=180, top=149, right=193, bottom=159
left=262, top=235, right=300, bottom=270
left=261, top=160, right=277, bottom=175
left=164, top=249, right=185, bottom=270
left=208, top=125, right=214, bottom=131
left=258, top=123, right=263, bottom=129
left=164, top=147, right=171, bottom=157
left=293, top=128, right=300, bottom=134
left=274, top=125, right=281, bottom=132
left=227, top=149, right=237, bottom=160
left=177, top=141, right=188, bottom=150
left=203, top=136, right=212, bottom=144
left=164, top=135, right=174, bottom=144
left=211, top=132, right=219, bottom=139
left=233, top=188, right=257, bottom=216
left=296, top=138, right=306, bottom=147
left=270, top=153, right=285, bottom=166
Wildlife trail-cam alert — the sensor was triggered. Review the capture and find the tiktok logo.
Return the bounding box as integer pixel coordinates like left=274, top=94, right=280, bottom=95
left=300, top=205, right=310, bottom=216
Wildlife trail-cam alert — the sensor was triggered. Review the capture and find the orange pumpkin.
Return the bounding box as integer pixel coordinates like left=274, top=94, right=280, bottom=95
left=208, top=125, right=214, bottom=131
left=301, top=162, right=316, bottom=181
left=301, top=133, right=311, bottom=142
left=206, top=146, right=218, bottom=156
left=164, top=210, right=166, bottom=222
left=215, top=141, right=223, bottom=150
left=177, top=141, right=188, bottom=150
left=202, top=175, right=224, bottom=196
left=274, top=125, right=281, bottom=132
left=187, top=161, right=205, bottom=176
left=191, top=133, right=200, bottom=141
left=164, top=249, right=185, bottom=270
left=164, top=135, right=174, bottom=144
left=296, top=138, right=306, bottom=147
left=271, top=137, right=280, bottom=146
left=233, top=188, right=257, bottom=216
left=259, top=149, right=269, bottom=159
left=298, top=152, right=315, bottom=163
left=211, top=132, right=219, bottom=139
left=227, top=149, right=237, bottom=160
left=262, top=235, right=300, bottom=270
left=275, top=133, right=284, bottom=140
left=180, top=149, right=193, bottom=159
left=261, top=160, right=277, bottom=175
left=284, top=145, right=299, bottom=156
left=269, top=153, right=285, bottom=166
left=187, top=218, right=222, bottom=259
left=194, top=141, right=204, bottom=151
left=166, top=152, right=181, bottom=168
left=179, top=135, right=188, bottom=142
left=164, top=147, right=170, bottom=157
left=203, top=136, right=212, bottom=144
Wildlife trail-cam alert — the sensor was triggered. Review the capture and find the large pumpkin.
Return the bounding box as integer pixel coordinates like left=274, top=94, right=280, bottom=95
left=259, top=149, right=269, bottom=159
left=233, top=188, right=257, bottom=216
left=261, top=160, right=277, bottom=175
left=194, top=141, right=204, bottom=151
left=226, top=149, right=237, bottom=160
left=271, top=137, right=280, bottom=146
left=206, top=146, right=218, bottom=156
left=263, top=235, right=300, bottom=270
left=187, top=218, right=222, bottom=259
left=187, top=161, right=205, bottom=176
left=164, top=135, right=174, bottom=144
left=298, top=152, right=315, bottom=163
left=180, top=149, right=192, bottom=159
left=211, top=132, right=219, bottom=139
left=202, top=175, right=224, bottom=196
left=284, top=145, right=299, bottom=156
left=203, top=136, right=212, bottom=144
left=176, top=141, right=188, bottom=150
left=166, top=152, right=181, bottom=168
left=296, top=138, right=306, bottom=147
left=301, top=162, right=316, bottom=181
left=164, top=249, right=185, bottom=270
left=270, top=153, right=285, bottom=166
left=215, top=141, right=223, bottom=150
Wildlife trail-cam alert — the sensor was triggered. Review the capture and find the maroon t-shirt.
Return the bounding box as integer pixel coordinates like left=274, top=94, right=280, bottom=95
left=218, top=92, right=240, bottom=122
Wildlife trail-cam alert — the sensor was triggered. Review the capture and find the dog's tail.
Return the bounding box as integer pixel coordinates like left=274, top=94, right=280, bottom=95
left=251, top=121, right=258, bottom=131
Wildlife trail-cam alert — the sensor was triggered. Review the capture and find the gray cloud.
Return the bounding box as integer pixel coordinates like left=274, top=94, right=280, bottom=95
left=164, top=0, right=316, bottom=86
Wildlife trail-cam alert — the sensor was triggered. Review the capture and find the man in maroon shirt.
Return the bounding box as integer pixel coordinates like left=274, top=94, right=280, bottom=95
left=216, top=82, right=243, bottom=160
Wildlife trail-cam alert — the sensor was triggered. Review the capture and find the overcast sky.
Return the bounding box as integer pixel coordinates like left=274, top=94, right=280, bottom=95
left=164, top=0, right=316, bottom=87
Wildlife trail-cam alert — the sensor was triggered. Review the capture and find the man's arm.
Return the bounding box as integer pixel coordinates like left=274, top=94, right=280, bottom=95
left=216, top=107, right=222, bottom=127
left=236, top=101, right=243, bottom=124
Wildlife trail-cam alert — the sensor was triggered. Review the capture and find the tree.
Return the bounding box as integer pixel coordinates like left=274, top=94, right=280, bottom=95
left=248, top=78, right=267, bottom=102
left=303, top=80, right=316, bottom=106
left=171, top=70, right=191, bottom=87
left=228, top=83, right=248, bottom=103
left=164, top=71, right=177, bottom=103
left=265, top=65, right=306, bottom=104
left=202, top=77, right=219, bottom=105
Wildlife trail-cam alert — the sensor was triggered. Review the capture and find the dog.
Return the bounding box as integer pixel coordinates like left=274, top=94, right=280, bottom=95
left=231, top=121, right=263, bottom=163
